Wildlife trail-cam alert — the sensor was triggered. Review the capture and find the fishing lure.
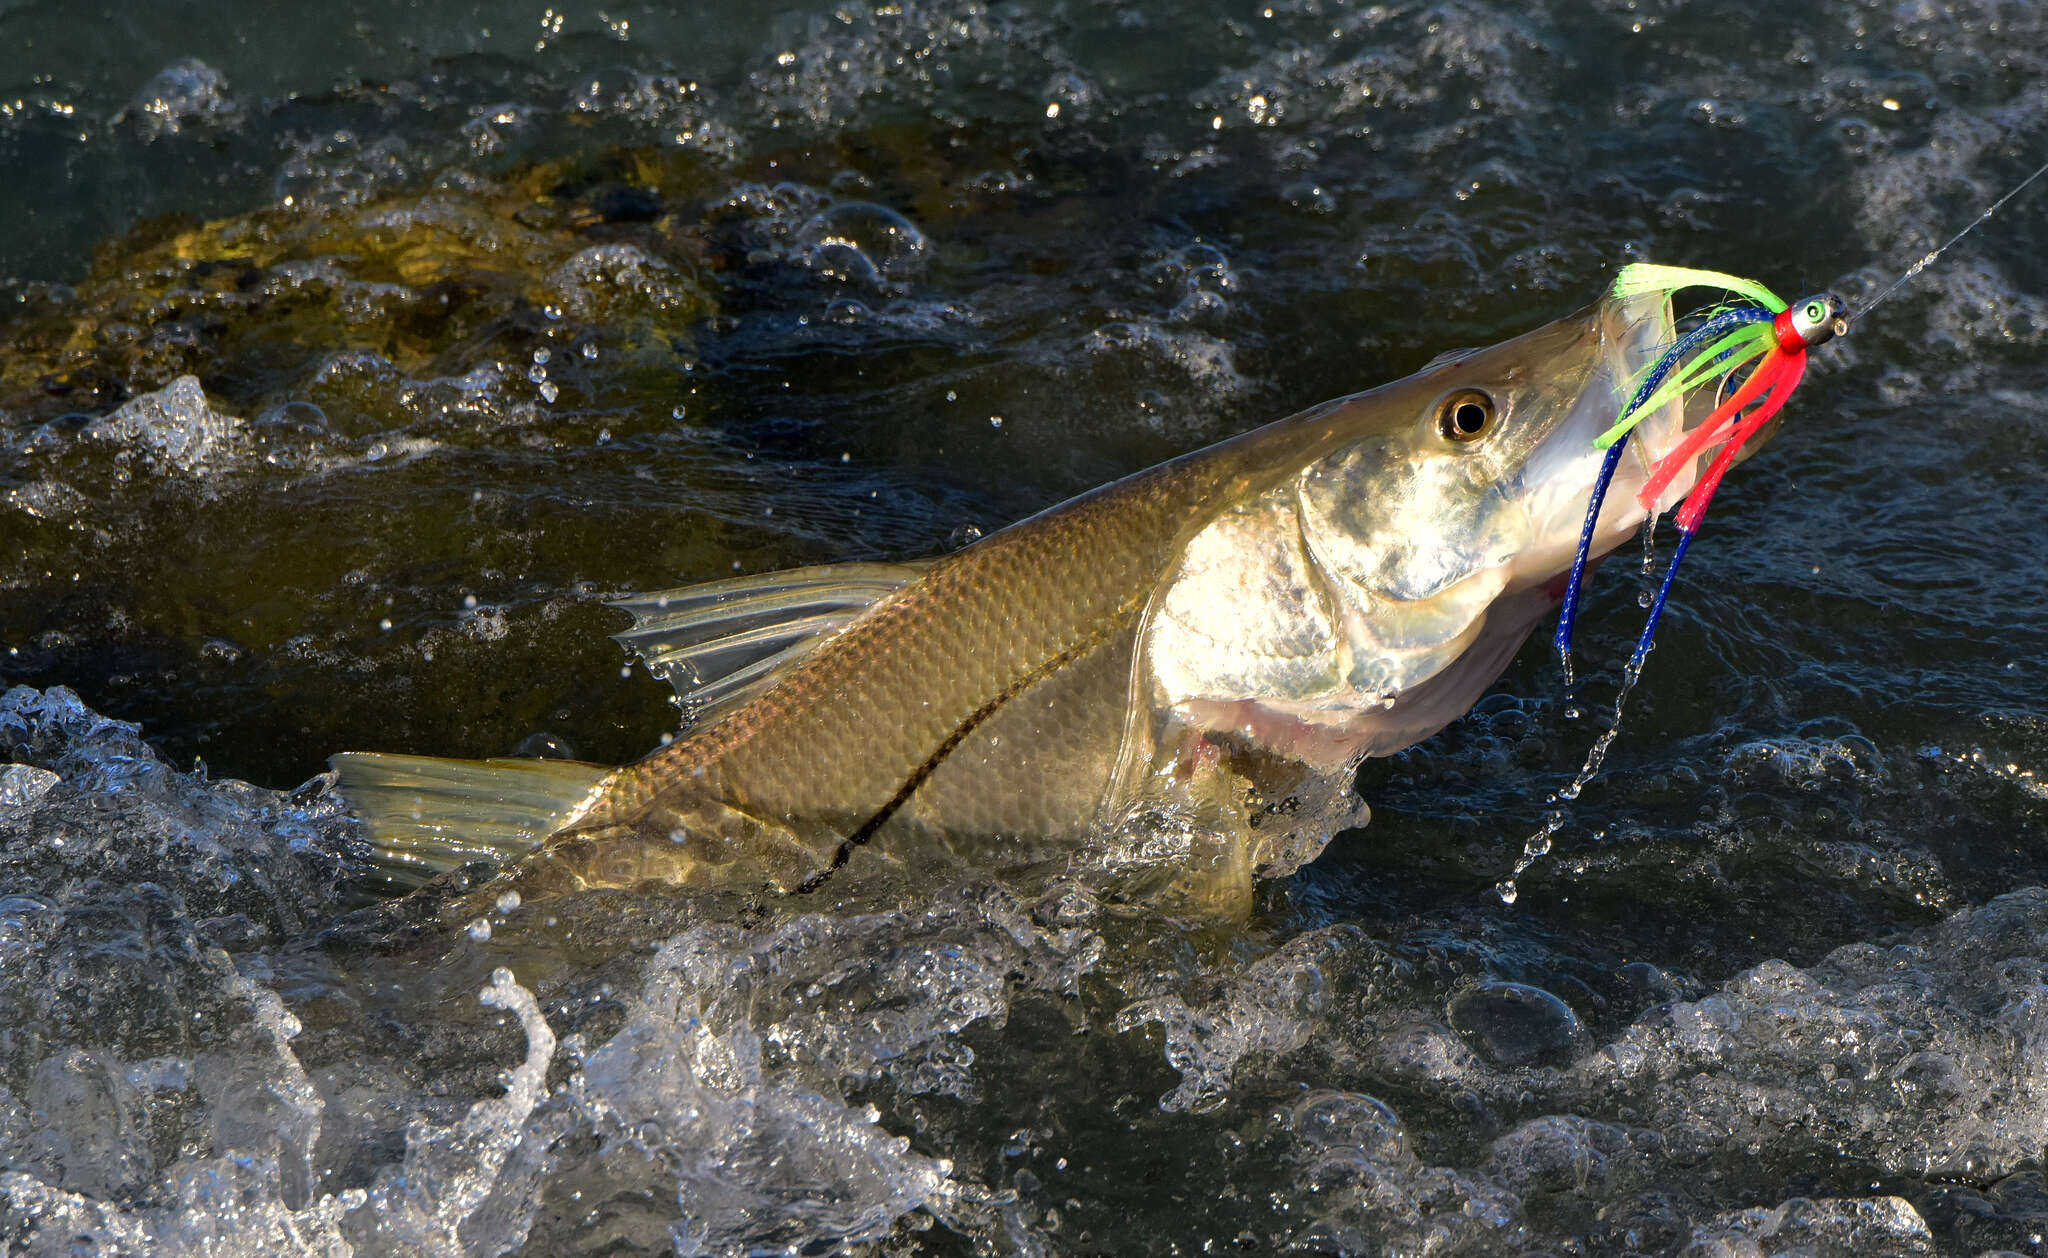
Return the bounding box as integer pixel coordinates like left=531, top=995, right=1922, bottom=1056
left=1497, top=266, right=1845, bottom=906
left=1502, top=156, right=2048, bottom=905
left=1554, top=264, right=1846, bottom=675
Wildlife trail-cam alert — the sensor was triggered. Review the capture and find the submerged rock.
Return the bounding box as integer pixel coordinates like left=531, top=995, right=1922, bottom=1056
left=0, top=147, right=718, bottom=429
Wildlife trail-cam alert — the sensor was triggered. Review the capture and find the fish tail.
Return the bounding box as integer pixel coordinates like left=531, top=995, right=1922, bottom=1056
left=330, top=752, right=612, bottom=887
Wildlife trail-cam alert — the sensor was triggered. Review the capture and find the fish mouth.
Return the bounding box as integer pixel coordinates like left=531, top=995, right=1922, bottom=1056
left=1604, top=293, right=1727, bottom=516
left=1505, top=289, right=1680, bottom=588
left=1510, top=282, right=1785, bottom=595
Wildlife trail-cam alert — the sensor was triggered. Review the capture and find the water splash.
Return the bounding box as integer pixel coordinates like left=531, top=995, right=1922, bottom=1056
left=1497, top=649, right=1655, bottom=905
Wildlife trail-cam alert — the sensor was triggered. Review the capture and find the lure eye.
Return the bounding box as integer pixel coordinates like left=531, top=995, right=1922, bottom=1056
left=1786, top=292, right=1846, bottom=348
left=1437, top=390, right=1495, bottom=443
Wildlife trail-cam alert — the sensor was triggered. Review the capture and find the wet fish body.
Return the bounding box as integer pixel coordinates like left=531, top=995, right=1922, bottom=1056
left=335, top=286, right=1728, bottom=910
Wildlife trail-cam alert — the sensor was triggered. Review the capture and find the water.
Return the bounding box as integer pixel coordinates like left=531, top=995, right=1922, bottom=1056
left=3, top=1, right=2048, bottom=1254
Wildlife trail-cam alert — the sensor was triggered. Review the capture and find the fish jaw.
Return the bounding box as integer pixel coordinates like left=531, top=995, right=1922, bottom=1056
left=1508, top=286, right=1798, bottom=580
left=1498, top=290, right=1684, bottom=587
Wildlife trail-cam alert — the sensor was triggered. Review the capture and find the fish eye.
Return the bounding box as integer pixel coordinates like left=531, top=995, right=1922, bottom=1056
left=1436, top=390, right=1495, bottom=443
left=1804, top=300, right=1826, bottom=321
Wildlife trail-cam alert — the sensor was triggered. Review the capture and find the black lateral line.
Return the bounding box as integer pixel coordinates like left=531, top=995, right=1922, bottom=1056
left=794, top=615, right=1126, bottom=895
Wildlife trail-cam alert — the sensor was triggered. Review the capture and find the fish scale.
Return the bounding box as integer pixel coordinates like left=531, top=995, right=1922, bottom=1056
left=635, top=452, right=1246, bottom=832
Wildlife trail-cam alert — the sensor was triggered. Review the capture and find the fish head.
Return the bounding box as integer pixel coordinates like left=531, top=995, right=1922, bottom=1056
left=1155, top=287, right=1763, bottom=767
left=1295, top=288, right=1727, bottom=619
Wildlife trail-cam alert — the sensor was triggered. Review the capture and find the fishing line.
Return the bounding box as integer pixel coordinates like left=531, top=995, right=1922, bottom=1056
left=1854, top=152, right=2048, bottom=323
left=1500, top=152, right=2048, bottom=906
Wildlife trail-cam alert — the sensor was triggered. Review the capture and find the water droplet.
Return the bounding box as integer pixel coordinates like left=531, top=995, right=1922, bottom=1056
left=1500, top=813, right=1566, bottom=904
left=467, top=917, right=493, bottom=941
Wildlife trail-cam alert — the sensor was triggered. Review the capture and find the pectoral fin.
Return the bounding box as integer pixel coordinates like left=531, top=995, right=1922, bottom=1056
left=609, top=561, right=926, bottom=723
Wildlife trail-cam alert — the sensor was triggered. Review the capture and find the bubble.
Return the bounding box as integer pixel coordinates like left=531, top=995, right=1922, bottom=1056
left=1445, top=982, right=1588, bottom=1069
left=794, top=201, right=929, bottom=288
left=1290, top=1090, right=1408, bottom=1162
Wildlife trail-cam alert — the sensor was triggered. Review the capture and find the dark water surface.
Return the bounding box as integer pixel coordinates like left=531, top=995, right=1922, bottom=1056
left=3, top=1, right=2047, bottom=1254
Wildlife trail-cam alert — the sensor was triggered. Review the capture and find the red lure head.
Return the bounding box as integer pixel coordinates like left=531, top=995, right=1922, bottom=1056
left=1772, top=294, right=1850, bottom=353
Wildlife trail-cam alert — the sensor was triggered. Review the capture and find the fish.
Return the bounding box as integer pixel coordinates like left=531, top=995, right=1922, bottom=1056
left=333, top=281, right=1742, bottom=914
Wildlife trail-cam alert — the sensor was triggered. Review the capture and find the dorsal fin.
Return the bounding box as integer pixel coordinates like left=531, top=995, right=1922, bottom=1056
left=609, top=561, right=926, bottom=724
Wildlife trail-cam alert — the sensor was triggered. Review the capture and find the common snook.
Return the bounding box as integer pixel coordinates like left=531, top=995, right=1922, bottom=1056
left=335, top=286, right=1740, bottom=912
